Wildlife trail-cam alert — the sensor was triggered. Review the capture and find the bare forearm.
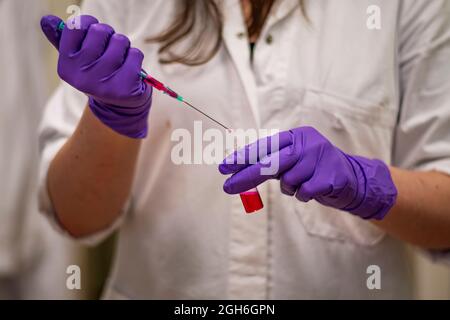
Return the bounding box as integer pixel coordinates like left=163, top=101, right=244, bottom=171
left=47, top=106, right=141, bottom=238
left=374, top=167, right=450, bottom=249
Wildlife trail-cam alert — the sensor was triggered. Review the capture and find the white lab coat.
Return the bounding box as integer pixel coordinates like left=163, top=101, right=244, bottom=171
left=39, top=0, right=450, bottom=299
left=0, top=0, right=81, bottom=299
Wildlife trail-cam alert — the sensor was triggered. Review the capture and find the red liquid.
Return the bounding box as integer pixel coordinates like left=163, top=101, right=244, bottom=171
left=240, top=190, right=264, bottom=214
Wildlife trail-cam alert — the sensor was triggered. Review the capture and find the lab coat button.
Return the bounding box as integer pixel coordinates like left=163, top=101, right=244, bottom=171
left=266, top=35, right=273, bottom=44
left=332, top=116, right=344, bottom=130
left=237, top=32, right=245, bottom=39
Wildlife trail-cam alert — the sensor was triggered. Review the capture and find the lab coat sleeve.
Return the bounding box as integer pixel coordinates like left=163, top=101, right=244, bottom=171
left=394, top=0, right=450, bottom=175
left=394, top=0, right=450, bottom=262
left=37, top=0, right=137, bottom=246
left=38, top=0, right=162, bottom=246
left=38, top=84, right=129, bottom=246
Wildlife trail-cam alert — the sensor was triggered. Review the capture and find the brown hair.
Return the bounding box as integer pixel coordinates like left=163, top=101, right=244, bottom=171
left=148, top=0, right=305, bottom=66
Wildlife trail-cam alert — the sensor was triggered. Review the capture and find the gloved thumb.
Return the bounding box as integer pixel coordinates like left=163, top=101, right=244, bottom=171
left=40, top=15, right=63, bottom=50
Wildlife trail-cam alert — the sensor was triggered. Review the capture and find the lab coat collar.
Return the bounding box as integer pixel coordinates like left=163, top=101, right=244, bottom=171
left=221, top=0, right=301, bottom=129
left=271, top=0, right=301, bottom=25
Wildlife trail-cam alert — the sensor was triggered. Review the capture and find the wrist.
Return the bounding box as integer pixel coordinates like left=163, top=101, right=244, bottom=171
left=342, top=155, right=367, bottom=212
left=88, top=96, right=152, bottom=139
left=345, top=155, right=398, bottom=220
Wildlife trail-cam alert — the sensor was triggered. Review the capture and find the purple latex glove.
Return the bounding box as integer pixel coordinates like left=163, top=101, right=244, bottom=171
left=40, top=15, right=152, bottom=139
left=219, top=127, right=397, bottom=220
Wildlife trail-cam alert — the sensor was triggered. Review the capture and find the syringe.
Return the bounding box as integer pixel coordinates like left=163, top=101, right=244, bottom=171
left=57, top=21, right=230, bottom=131
left=139, top=70, right=230, bottom=131
left=57, top=21, right=262, bottom=214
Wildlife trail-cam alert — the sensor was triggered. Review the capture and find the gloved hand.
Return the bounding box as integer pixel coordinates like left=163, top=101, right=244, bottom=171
left=40, top=15, right=152, bottom=138
left=219, top=127, right=397, bottom=220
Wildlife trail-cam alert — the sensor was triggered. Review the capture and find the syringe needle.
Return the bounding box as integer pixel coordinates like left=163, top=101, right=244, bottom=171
left=181, top=100, right=230, bottom=131
left=57, top=21, right=229, bottom=131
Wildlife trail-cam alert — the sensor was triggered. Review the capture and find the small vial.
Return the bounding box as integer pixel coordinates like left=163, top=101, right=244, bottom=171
left=227, top=129, right=264, bottom=214
left=240, top=188, right=264, bottom=214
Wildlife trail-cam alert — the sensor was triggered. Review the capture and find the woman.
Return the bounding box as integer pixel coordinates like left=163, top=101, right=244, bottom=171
left=39, top=0, right=450, bottom=299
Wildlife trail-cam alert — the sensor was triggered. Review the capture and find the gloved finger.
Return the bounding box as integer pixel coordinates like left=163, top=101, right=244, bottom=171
left=223, top=146, right=298, bottom=194
left=40, top=15, right=63, bottom=49
left=279, top=149, right=316, bottom=196
left=277, top=128, right=312, bottom=195
left=317, top=165, right=361, bottom=209
left=118, top=48, right=151, bottom=102
left=295, top=170, right=334, bottom=202
left=95, top=33, right=130, bottom=79
left=119, top=47, right=145, bottom=84
left=59, top=15, right=99, bottom=56
left=79, top=23, right=115, bottom=68
left=219, top=131, right=293, bottom=175
left=315, top=178, right=354, bottom=209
